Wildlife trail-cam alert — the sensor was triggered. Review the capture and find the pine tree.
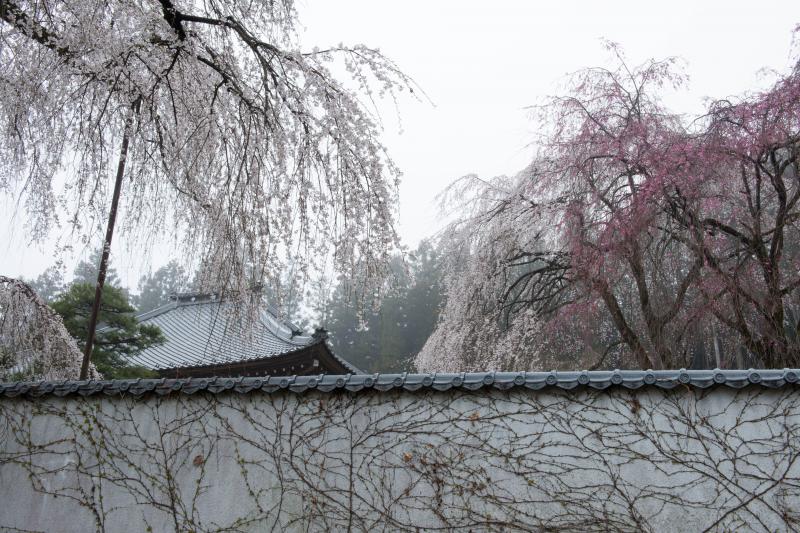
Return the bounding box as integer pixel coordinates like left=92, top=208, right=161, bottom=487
left=51, top=283, right=163, bottom=378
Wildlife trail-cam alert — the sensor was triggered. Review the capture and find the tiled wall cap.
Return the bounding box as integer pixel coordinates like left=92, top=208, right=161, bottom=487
left=3, top=370, right=800, bottom=398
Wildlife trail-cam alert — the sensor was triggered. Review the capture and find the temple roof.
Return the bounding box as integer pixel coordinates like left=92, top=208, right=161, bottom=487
left=122, top=292, right=341, bottom=371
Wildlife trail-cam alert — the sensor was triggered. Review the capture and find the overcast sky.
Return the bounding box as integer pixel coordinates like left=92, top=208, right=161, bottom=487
left=1, top=0, right=798, bottom=287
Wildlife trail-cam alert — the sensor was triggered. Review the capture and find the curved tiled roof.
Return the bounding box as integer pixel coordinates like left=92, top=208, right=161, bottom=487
left=1, top=369, right=797, bottom=398
left=120, top=293, right=314, bottom=370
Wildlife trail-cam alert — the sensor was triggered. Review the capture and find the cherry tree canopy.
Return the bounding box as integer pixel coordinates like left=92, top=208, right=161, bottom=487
left=0, top=276, right=98, bottom=380
left=0, top=0, right=414, bottom=303
left=417, top=41, right=800, bottom=371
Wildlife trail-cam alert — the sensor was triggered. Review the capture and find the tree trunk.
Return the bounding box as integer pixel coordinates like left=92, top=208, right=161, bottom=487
left=79, top=102, right=139, bottom=380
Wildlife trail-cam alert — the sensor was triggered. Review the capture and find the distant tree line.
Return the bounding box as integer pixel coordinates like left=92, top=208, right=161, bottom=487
left=322, top=240, right=443, bottom=373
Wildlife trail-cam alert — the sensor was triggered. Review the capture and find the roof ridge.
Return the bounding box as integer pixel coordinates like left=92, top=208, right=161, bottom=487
left=139, top=295, right=304, bottom=335
left=133, top=299, right=179, bottom=321
left=257, top=308, right=311, bottom=346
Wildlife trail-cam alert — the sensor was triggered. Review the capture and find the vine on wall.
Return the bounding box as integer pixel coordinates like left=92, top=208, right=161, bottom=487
left=1, top=387, right=799, bottom=532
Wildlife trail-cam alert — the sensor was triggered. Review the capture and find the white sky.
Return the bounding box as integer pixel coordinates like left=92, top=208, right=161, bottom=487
left=1, top=0, right=798, bottom=287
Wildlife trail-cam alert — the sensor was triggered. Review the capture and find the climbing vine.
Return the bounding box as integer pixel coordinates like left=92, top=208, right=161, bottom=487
left=0, top=387, right=798, bottom=531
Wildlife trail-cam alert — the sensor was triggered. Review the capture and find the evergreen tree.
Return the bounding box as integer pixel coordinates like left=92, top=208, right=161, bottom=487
left=324, top=240, right=443, bottom=372
left=72, top=249, right=123, bottom=288
left=25, top=265, right=66, bottom=303
left=134, top=261, right=190, bottom=313
left=51, top=283, right=163, bottom=378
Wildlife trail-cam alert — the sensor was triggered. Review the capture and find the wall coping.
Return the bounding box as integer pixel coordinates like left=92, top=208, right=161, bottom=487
left=1, top=369, right=798, bottom=398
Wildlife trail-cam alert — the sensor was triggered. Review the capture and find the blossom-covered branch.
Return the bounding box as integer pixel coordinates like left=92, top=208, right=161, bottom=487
left=418, top=38, right=800, bottom=371
left=0, top=0, right=418, bottom=310
left=0, top=275, right=96, bottom=380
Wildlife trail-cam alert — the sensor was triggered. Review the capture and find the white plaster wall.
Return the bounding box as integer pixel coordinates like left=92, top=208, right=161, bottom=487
left=0, top=386, right=798, bottom=532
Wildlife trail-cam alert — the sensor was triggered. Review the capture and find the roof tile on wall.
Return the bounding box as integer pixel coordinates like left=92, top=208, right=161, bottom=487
left=1, top=369, right=797, bottom=399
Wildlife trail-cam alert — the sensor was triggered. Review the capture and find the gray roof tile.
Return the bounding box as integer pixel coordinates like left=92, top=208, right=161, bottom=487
left=1, top=369, right=797, bottom=399
left=116, top=294, right=315, bottom=370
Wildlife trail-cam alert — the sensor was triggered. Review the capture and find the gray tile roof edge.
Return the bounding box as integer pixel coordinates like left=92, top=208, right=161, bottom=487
left=1, top=369, right=797, bottom=399
left=152, top=338, right=328, bottom=373
left=320, top=341, right=363, bottom=374
left=256, top=309, right=314, bottom=346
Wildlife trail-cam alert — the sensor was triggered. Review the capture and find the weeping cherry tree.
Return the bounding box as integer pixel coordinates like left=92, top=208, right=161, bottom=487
left=0, top=0, right=416, bottom=378
left=418, top=39, right=800, bottom=372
